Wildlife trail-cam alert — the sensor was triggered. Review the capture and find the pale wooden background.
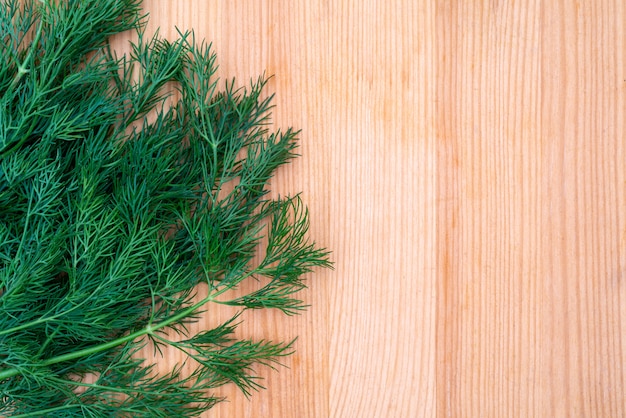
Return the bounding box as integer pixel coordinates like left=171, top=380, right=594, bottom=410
left=124, top=1, right=625, bottom=417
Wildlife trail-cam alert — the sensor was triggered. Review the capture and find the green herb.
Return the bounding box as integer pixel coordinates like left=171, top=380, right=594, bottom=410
left=0, top=0, right=331, bottom=415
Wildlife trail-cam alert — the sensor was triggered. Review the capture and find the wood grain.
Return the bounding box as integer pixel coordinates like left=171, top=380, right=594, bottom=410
left=125, top=1, right=626, bottom=416
left=437, top=2, right=626, bottom=416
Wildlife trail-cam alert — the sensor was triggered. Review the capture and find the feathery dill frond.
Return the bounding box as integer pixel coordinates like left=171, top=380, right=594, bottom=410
left=0, top=1, right=331, bottom=416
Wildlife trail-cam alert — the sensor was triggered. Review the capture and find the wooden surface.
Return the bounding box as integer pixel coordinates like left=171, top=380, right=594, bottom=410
left=127, top=1, right=626, bottom=417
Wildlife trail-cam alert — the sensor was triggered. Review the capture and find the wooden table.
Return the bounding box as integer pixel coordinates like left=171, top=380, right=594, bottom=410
left=124, top=2, right=626, bottom=416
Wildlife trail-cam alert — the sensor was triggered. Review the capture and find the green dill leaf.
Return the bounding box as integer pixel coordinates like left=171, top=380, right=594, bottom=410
left=0, top=0, right=331, bottom=416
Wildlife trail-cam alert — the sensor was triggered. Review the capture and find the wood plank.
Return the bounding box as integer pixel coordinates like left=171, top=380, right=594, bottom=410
left=435, top=2, right=544, bottom=416
left=436, top=1, right=626, bottom=416
left=538, top=1, right=625, bottom=415
left=128, top=1, right=436, bottom=417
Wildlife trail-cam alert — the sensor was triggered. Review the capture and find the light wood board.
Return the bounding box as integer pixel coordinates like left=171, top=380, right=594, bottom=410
left=122, top=1, right=626, bottom=417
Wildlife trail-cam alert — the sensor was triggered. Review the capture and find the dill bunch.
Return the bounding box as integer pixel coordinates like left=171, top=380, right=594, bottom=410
left=0, top=0, right=331, bottom=416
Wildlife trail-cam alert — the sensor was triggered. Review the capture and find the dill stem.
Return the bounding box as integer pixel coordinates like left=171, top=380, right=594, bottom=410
left=0, top=293, right=215, bottom=381
left=10, top=13, right=43, bottom=88
left=7, top=404, right=78, bottom=418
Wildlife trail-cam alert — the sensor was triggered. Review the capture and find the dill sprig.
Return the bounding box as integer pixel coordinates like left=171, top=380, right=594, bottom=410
left=0, top=0, right=331, bottom=416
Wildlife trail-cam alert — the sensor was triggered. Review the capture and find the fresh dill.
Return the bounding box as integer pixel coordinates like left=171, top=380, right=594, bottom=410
left=0, top=0, right=331, bottom=416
